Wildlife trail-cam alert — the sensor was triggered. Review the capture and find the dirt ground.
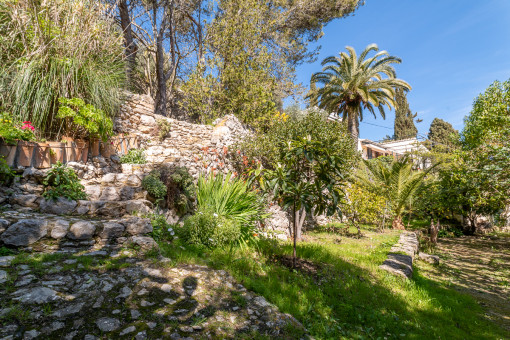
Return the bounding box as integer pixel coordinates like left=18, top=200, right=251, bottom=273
left=418, top=235, right=510, bottom=332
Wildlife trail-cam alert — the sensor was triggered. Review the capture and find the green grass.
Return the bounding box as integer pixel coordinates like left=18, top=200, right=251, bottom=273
left=159, top=229, right=508, bottom=339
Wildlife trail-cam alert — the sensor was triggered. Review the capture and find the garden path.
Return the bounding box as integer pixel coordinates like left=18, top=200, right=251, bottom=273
left=419, top=236, right=510, bottom=332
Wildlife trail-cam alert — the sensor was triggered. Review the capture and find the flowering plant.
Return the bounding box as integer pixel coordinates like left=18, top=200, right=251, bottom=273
left=0, top=113, right=36, bottom=144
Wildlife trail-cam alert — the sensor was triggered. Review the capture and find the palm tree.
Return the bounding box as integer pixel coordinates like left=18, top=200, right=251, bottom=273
left=357, top=156, right=433, bottom=229
left=308, top=43, right=411, bottom=141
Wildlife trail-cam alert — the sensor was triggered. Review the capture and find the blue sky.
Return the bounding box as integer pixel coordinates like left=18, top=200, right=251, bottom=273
left=290, top=0, right=510, bottom=141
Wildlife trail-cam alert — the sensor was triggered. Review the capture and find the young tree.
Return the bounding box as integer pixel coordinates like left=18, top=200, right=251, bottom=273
left=394, top=87, right=418, bottom=140
left=357, top=156, right=433, bottom=229
left=261, top=135, right=351, bottom=266
left=308, top=44, right=411, bottom=142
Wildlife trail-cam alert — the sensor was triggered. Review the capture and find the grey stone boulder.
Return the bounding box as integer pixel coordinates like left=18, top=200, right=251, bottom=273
left=10, top=194, right=39, bottom=208
left=51, top=220, right=71, bottom=239
left=418, top=253, right=440, bottom=265
left=0, top=219, right=48, bottom=246
left=123, top=217, right=152, bottom=235
left=100, top=222, right=125, bottom=239
left=40, top=197, right=77, bottom=215
left=119, top=186, right=135, bottom=200
left=67, top=221, right=96, bottom=240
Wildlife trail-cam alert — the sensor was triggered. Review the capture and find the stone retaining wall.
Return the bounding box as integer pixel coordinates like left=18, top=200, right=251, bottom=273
left=0, top=211, right=156, bottom=252
left=380, top=232, right=419, bottom=279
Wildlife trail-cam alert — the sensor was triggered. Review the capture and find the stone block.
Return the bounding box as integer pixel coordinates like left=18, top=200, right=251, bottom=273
left=1, top=219, right=48, bottom=246
left=67, top=221, right=96, bottom=240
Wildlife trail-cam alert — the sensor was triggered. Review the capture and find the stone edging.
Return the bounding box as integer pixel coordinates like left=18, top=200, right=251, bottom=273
left=379, top=231, right=419, bottom=279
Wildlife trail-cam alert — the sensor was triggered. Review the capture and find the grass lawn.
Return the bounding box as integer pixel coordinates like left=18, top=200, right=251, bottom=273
left=159, top=227, right=508, bottom=339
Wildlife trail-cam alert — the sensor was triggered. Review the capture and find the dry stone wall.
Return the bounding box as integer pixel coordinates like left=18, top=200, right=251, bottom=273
left=116, top=93, right=248, bottom=178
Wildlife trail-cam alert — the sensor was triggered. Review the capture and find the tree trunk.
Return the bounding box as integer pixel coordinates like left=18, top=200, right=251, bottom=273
left=392, top=216, right=406, bottom=230
left=295, top=208, right=306, bottom=241
left=346, top=109, right=359, bottom=143
left=429, top=218, right=438, bottom=245
left=153, top=1, right=168, bottom=116
left=119, top=0, right=136, bottom=87
left=292, top=202, right=297, bottom=268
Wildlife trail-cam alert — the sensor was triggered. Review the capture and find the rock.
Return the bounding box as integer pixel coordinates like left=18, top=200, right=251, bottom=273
left=84, top=185, right=102, bottom=200
left=125, top=200, right=152, bottom=216
left=40, top=197, right=77, bottom=215
left=0, top=270, right=8, bottom=284
left=0, top=256, right=15, bottom=267
left=119, top=186, right=135, bottom=200
left=130, top=309, right=141, bottom=319
left=23, top=329, right=40, bottom=339
left=0, top=219, right=48, bottom=246
left=99, top=187, right=120, bottom=201
left=11, top=194, right=39, bottom=208
left=253, top=296, right=270, bottom=308
left=380, top=253, right=413, bottom=279
left=100, top=222, right=125, bottom=239
left=124, top=217, right=152, bottom=235
left=0, top=218, right=9, bottom=234
left=67, top=221, right=96, bottom=240
left=51, top=220, right=70, bottom=239
left=95, top=317, right=121, bottom=332
left=120, top=326, right=136, bottom=336
left=135, top=331, right=147, bottom=340
left=52, top=302, right=85, bottom=318
left=418, top=253, right=440, bottom=265
left=14, top=287, right=59, bottom=304
left=129, top=236, right=158, bottom=250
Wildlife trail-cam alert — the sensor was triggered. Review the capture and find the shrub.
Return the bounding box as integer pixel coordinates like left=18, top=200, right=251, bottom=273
left=56, top=97, right=113, bottom=141
left=156, top=119, right=172, bottom=141
left=149, top=213, right=175, bottom=242
left=0, top=157, right=16, bottom=185
left=142, top=170, right=167, bottom=200
left=160, top=166, right=196, bottom=216
left=179, top=209, right=241, bottom=248
left=197, top=172, right=265, bottom=230
left=43, top=162, right=87, bottom=201
left=120, top=149, right=147, bottom=164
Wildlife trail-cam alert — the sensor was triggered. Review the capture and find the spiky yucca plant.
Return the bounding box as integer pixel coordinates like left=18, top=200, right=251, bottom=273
left=357, top=156, right=433, bottom=229
left=308, top=44, right=411, bottom=141
left=197, top=172, right=266, bottom=239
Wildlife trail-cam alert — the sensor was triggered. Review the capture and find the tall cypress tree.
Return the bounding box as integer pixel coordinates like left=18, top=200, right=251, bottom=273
left=394, top=88, right=418, bottom=139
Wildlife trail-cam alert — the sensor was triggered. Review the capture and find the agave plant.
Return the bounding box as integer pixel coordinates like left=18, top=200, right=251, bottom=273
left=357, top=155, right=434, bottom=229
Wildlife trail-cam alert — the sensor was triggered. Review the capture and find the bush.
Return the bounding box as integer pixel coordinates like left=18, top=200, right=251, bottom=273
left=149, top=213, right=175, bottom=242
left=179, top=209, right=241, bottom=248
left=57, top=97, right=113, bottom=141
left=0, top=157, right=16, bottom=185
left=120, top=149, right=147, bottom=164
left=43, top=162, right=87, bottom=201
left=197, top=172, right=265, bottom=228
left=142, top=170, right=167, bottom=199
left=155, top=119, right=172, bottom=141
left=160, top=166, right=196, bottom=216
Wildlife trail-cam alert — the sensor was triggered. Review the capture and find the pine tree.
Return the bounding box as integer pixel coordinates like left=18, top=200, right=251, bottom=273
left=394, top=88, right=418, bottom=140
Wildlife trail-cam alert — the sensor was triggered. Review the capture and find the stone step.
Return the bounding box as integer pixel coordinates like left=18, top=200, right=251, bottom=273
left=0, top=211, right=156, bottom=251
